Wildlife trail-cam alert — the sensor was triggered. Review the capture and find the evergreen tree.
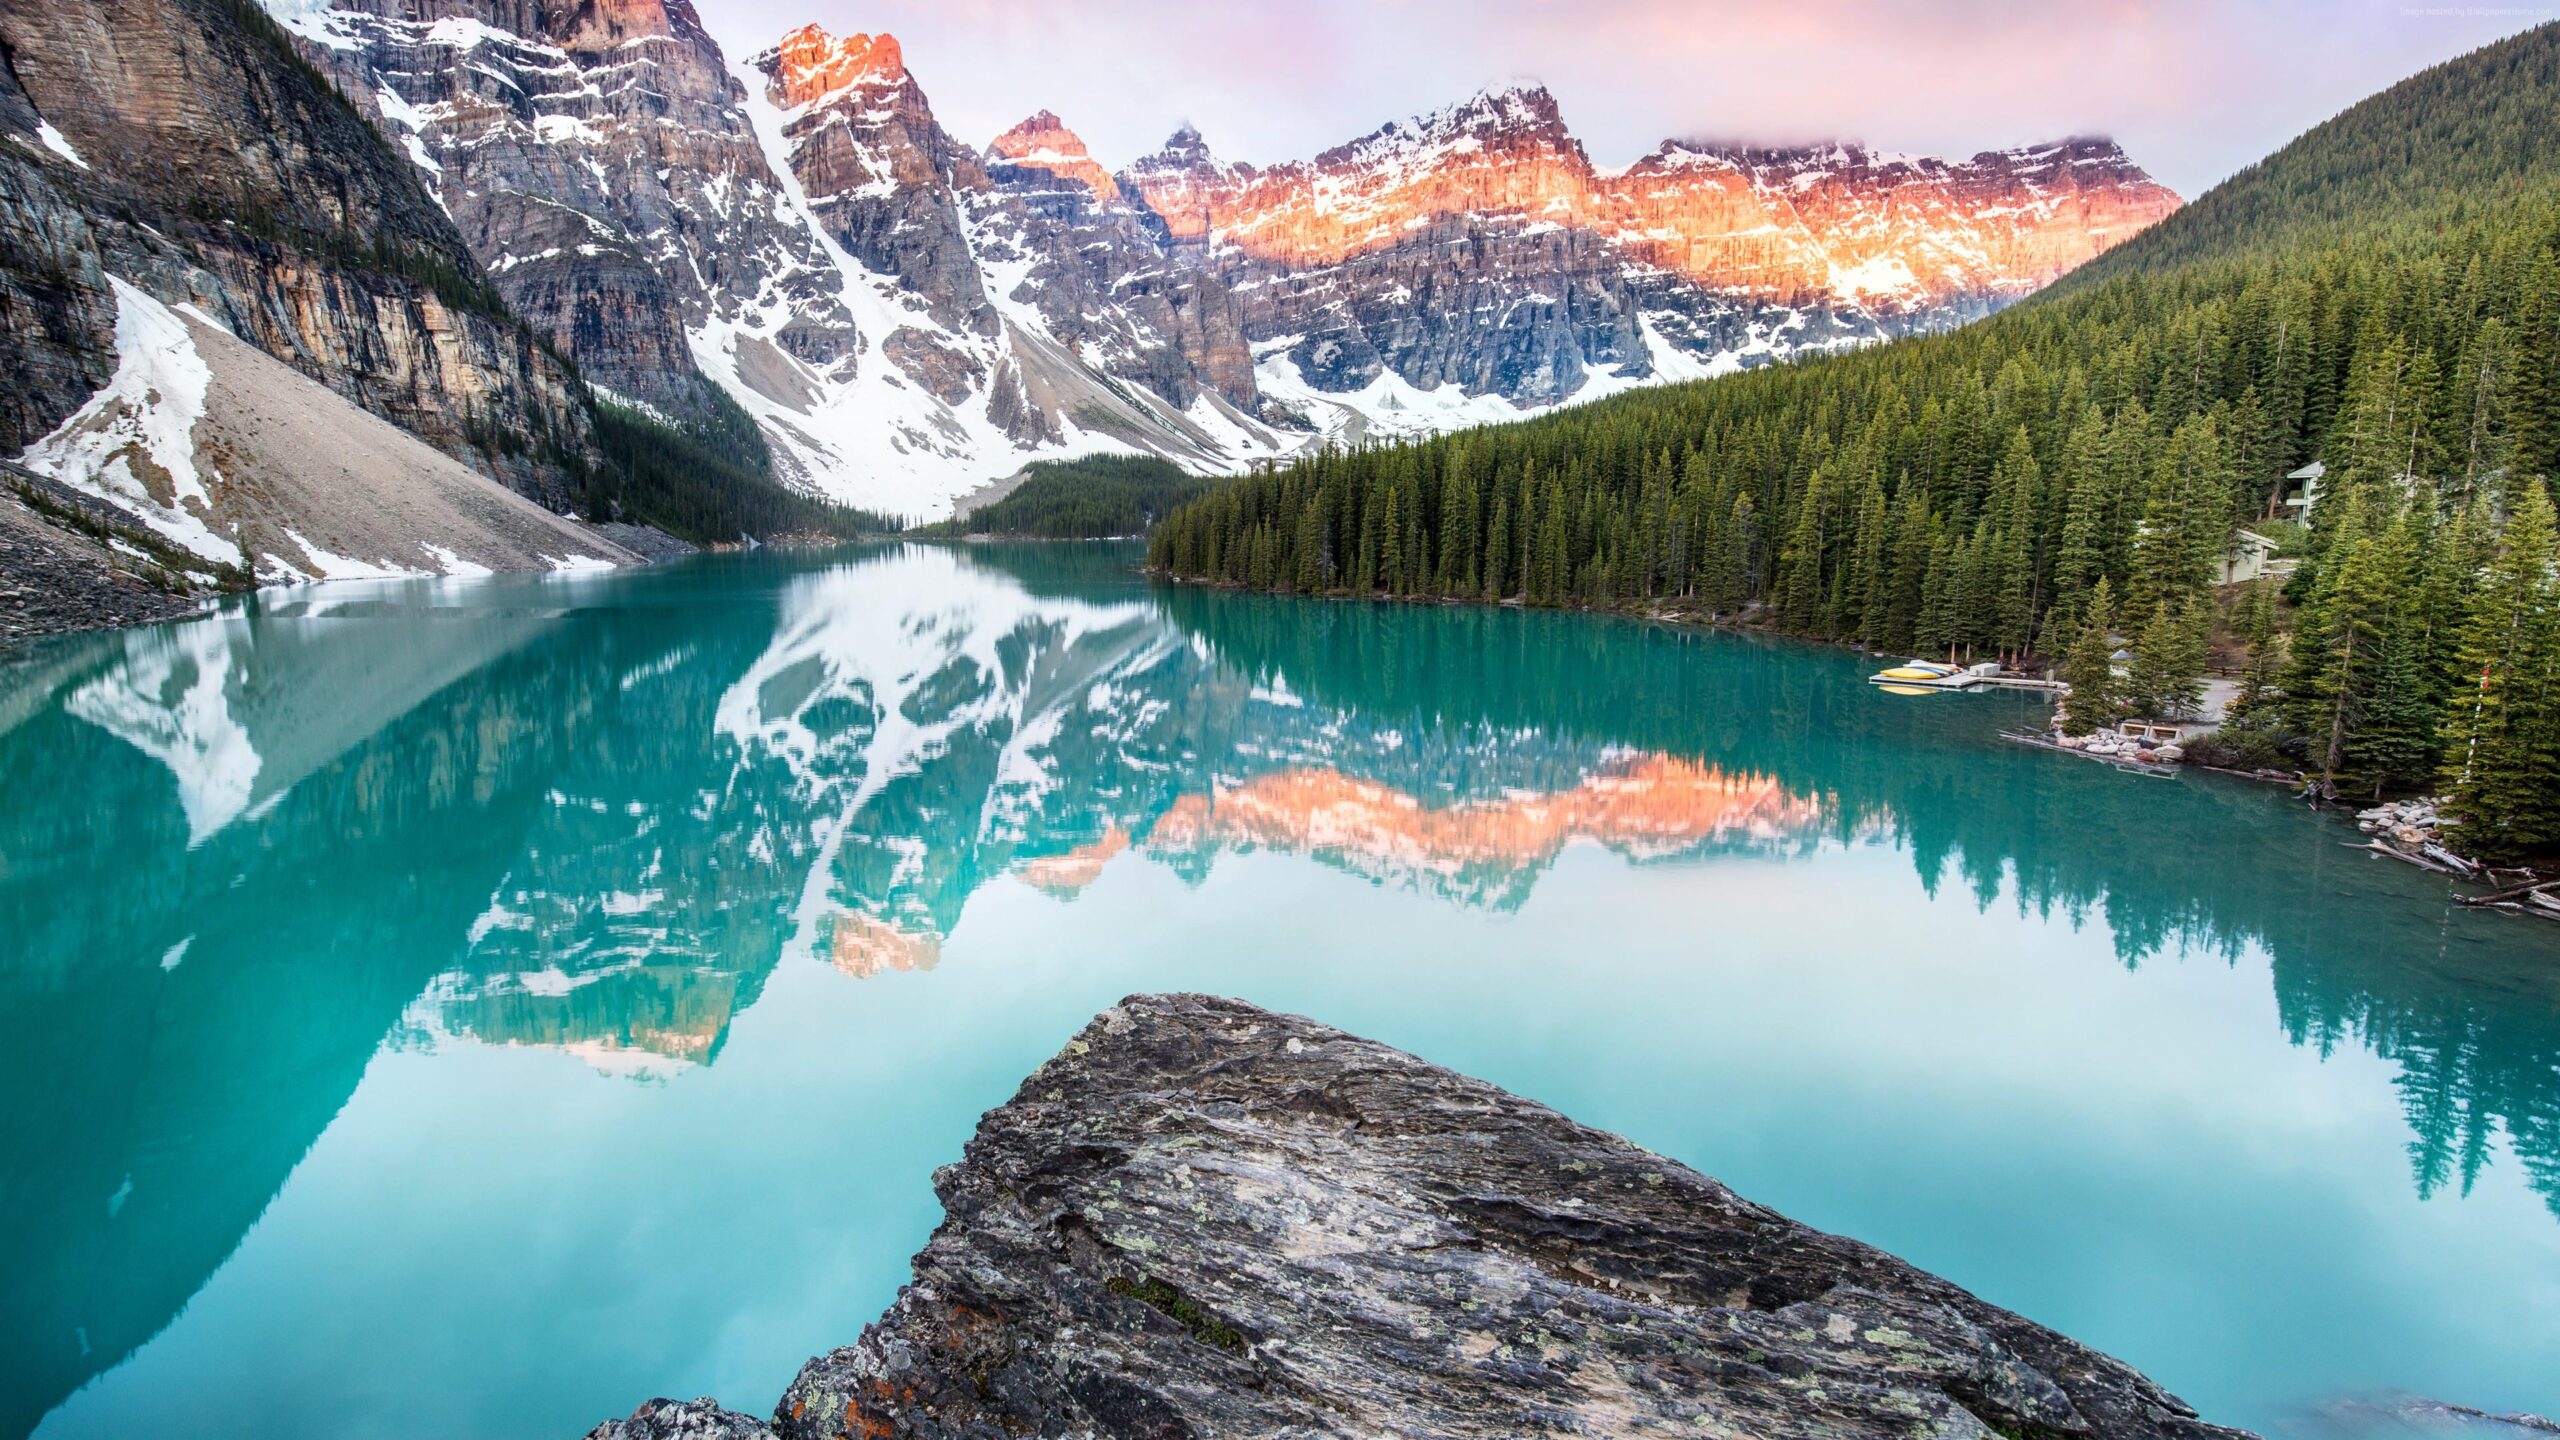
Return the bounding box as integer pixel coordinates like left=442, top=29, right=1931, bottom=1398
left=2125, top=598, right=2209, bottom=721
left=2440, top=481, right=2560, bottom=857
left=2232, top=579, right=2287, bottom=719
left=2059, top=579, right=2124, bottom=736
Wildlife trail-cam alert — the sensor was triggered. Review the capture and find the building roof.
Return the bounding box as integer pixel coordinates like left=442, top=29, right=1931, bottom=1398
left=2288, top=460, right=2327, bottom=480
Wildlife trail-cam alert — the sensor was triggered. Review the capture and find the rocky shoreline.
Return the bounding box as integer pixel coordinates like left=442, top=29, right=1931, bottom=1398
left=1, top=465, right=227, bottom=648
left=0, top=456, right=708, bottom=654
left=588, top=994, right=2251, bottom=1440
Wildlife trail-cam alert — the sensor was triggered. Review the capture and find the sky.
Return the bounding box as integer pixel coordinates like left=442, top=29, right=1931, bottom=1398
left=699, top=1, right=2552, bottom=199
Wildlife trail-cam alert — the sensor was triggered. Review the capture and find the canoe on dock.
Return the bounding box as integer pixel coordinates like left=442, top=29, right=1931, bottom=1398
left=1868, top=660, right=1995, bottom=690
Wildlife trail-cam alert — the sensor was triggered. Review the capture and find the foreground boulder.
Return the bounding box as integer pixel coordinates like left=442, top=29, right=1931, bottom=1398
left=601, top=993, right=2251, bottom=1440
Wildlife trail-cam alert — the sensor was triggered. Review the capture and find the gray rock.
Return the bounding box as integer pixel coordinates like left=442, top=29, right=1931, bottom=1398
left=585, top=1398, right=776, bottom=1440
left=731, top=993, right=2252, bottom=1440
left=0, top=468, right=211, bottom=648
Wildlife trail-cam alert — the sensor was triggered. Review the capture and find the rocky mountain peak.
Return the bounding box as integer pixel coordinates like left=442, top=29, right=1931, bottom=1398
left=1977, top=134, right=2143, bottom=178
left=754, top=24, right=907, bottom=111
left=987, top=109, right=1119, bottom=200
left=1126, top=122, right=1243, bottom=183
left=1000, top=108, right=1071, bottom=139
left=1319, top=79, right=1582, bottom=171
left=1434, top=80, right=1569, bottom=137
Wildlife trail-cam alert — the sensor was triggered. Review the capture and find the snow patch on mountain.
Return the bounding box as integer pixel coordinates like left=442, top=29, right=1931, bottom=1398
left=20, top=277, right=230, bottom=561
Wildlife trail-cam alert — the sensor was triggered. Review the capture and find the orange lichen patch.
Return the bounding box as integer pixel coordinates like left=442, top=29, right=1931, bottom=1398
left=1145, top=755, right=1821, bottom=884
left=1015, top=827, right=1131, bottom=897
left=846, top=1397, right=896, bottom=1440
left=827, top=910, right=943, bottom=980
left=935, top=1298, right=1009, bottom=1352
left=760, top=24, right=905, bottom=110
left=987, top=110, right=1120, bottom=202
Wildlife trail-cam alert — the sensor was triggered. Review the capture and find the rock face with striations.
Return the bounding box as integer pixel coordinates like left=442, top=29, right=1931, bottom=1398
left=0, top=0, right=597, bottom=504
left=267, top=0, right=864, bottom=432
left=589, top=994, right=2252, bottom=1440
left=971, top=110, right=1259, bottom=415
left=1117, top=89, right=2183, bottom=418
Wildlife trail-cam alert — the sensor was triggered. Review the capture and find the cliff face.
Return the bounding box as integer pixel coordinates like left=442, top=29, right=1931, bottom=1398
left=0, top=0, right=594, bottom=505
left=267, top=0, right=862, bottom=430
left=971, top=110, right=1259, bottom=413
left=585, top=994, right=2252, bottom=1440
left=1604, top=136, right=2183, bottom=313
left=752, top=26, right=991, bottom=341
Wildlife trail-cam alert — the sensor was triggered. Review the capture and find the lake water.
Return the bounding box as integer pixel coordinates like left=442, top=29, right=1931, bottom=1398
left=3, top=541, right=2556, bottom=1440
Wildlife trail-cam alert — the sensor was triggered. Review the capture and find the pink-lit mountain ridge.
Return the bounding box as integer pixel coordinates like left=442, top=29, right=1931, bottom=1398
left=256, top=2, right=2180, bottom=518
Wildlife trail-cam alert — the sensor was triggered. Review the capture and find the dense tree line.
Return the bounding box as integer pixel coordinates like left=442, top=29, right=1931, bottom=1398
left=1151, top=24, right=2560, bottom=857
left=915, top=455, right=1212, bottom=539
left=583, top=390, right=890, bottom=543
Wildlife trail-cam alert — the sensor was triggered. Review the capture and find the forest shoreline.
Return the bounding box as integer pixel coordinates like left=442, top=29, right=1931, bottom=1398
left=1145, top=565, right=2560, bottom=915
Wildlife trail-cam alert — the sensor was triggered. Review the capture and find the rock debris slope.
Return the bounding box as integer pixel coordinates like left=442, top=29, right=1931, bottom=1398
left=0, top=0, right=599, bottom=508
left=0, top=0, right=636, bottom=606
left=590, top=993, right=2251, bottom=1440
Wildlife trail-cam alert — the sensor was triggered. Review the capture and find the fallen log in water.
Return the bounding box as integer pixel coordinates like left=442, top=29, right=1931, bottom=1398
left=2354, top=840, right=2466, bottom=876
left=2457, top=877, right=2560, bottom=908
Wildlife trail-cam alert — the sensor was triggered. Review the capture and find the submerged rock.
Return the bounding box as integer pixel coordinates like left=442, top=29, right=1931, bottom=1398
left=2308, top=1394, right=2560, bottom=1439
left=584, top=1399, right=779, bottom=1440
left=597, top=993, right=2253, bottom=1440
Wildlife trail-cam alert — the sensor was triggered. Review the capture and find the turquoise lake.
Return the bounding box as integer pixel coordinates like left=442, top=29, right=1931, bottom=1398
left=3, top=540, right=2556, bottom=1439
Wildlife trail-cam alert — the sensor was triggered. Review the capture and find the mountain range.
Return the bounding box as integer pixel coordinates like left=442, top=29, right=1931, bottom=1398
left=0, top=0, right=2177, bottom=581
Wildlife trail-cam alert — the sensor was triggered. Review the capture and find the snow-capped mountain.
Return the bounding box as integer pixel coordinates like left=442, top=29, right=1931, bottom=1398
left=747, top=25, right=1290, bottom=507
left=1603, top=136, right=2179, bottom=316
left=254, top=4, right=2179, bottom=519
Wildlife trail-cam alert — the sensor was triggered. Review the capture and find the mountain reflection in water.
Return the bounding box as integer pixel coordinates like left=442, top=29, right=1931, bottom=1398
left=1, top=541, right=2555, bottom=1440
